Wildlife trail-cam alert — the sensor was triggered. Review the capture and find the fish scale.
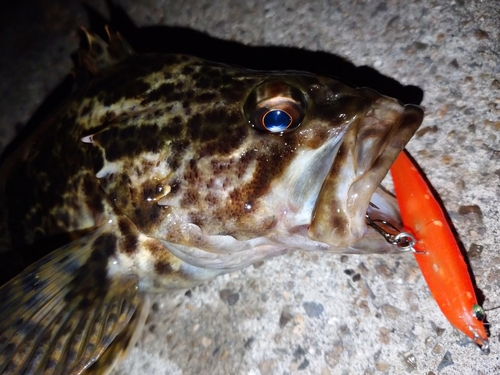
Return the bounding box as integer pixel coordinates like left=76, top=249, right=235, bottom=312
left=0, top=28, right=423, bottom=373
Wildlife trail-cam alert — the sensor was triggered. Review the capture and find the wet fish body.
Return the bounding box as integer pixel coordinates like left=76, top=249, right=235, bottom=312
left=0, top=30, right=423, bottom=374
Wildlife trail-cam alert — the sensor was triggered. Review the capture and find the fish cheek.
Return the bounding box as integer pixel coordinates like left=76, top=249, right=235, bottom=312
left=108, top=177, right=169, bottom=234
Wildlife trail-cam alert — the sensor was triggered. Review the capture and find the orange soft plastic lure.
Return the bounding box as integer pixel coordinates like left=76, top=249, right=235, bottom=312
left=390, top=149, right=489, bottom=352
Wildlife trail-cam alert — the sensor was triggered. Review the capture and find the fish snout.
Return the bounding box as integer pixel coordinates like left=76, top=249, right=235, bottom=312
left=308, top=90, right=423, bottom=252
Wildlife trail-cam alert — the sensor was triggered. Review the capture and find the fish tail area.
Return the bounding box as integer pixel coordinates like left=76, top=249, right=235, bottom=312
left=73, top=26, right=135, bottom=83
left=0, top=225, right=145, bottom=375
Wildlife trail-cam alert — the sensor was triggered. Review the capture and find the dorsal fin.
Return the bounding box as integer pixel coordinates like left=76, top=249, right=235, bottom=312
left=73, top=27, right=135, bottom=84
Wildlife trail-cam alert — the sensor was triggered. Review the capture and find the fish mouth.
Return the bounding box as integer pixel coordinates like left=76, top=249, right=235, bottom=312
left=307, top=88, right=424, bottom=253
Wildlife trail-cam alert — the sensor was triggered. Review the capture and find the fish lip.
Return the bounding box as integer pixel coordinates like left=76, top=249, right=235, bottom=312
left=308, top=90, right=424, bottom=253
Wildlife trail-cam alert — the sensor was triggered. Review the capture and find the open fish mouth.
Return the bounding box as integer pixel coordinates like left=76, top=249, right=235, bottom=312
left=307, top=88, right=424, bottom=253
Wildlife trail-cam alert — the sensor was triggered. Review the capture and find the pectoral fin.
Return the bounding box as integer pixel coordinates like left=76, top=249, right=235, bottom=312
left=86, top=295, right=151, bottom=375
left=0, top=226, right=146, bottom=375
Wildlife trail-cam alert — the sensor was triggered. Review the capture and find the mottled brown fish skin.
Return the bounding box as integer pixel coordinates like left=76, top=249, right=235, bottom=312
left=0, top=53, right=372, bottom=286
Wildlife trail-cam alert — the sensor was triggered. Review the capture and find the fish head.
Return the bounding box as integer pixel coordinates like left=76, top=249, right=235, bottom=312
left=88, top=56, right=423, bottom=270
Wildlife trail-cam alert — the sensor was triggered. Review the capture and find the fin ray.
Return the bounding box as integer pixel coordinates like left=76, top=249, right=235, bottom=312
left=74, top=27, right=136, bottom=84
left=85, top=296, right=151, bottom=375
left=0, top=226, right=145, bottom=375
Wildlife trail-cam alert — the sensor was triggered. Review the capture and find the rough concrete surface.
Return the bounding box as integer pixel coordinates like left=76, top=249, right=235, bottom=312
left=1, top=0, right=500, bottom=374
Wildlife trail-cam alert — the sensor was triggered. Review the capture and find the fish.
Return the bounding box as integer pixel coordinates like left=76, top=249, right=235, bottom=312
left=0, top=28, right=423, bottom=374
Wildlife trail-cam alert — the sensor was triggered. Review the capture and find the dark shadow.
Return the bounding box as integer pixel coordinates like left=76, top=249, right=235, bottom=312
left=0, top=75, right=75, bottom=167
left=1, top=0, right=424, bottom=164
left=95, top=0, right=424, bottom=105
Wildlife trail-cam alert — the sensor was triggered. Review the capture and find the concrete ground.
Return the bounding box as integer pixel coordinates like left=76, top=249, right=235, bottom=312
left=1, top=0, right=500, bottom=374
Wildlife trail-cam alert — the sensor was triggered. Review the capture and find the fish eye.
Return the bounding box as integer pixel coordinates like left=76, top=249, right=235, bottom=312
left=244, top=81, right=306, bottom=134
left=250, top=98, right=303, bottom=134
left=472, top=304, right=486, bottom=321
